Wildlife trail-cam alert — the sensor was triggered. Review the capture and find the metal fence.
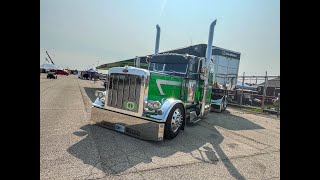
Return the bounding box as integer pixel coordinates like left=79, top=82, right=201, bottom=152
left=227, top=71, right=280, bottom=117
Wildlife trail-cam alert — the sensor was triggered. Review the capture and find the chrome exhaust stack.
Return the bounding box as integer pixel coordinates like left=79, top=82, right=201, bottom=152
left=154, top=24, right=161, bottom=55
left=200, top=19, right=217, bottom=116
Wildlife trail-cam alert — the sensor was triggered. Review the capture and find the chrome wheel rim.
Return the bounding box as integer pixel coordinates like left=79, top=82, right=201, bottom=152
left=171, top=108, right=183, bottom=132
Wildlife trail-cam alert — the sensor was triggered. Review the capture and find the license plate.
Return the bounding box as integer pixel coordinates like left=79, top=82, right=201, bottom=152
left=115, top=124, right=125, bottom=132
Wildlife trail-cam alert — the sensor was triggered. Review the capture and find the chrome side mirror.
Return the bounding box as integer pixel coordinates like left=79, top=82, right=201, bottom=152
left=146, top=56, right=151, bottom=64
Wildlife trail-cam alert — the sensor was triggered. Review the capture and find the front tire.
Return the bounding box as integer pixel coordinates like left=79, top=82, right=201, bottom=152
left=164, top=104, right=184, bottom=139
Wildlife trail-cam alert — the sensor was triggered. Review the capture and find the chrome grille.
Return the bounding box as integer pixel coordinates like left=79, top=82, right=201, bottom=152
left=107, top=73, right=142, bottom=112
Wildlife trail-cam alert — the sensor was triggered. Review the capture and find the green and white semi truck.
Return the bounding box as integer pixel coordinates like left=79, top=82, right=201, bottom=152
left=91, top=20, right=218, bottom=141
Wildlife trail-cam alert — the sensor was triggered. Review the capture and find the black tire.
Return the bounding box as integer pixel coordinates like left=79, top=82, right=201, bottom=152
left=215, top=100, right=223, bottom=113
left=217, top=103, right=222, bottom=113
left=221, top=99, right=227, bottom=111
left=164, top=104, right=184, bottom=139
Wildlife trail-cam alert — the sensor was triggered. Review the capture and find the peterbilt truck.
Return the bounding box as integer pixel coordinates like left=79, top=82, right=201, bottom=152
left=91, top=20, right=217, bottom=141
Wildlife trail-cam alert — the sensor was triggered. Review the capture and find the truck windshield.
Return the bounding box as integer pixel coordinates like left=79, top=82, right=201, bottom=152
left=164, top=64, right=187, bottom=74
left=149, top=63, right=164, bottom=71
left=149, top=63, right=187, bottom=75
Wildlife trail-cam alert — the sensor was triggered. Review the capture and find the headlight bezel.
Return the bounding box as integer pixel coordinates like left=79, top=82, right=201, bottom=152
left=147, top=100, right=162, bottom=110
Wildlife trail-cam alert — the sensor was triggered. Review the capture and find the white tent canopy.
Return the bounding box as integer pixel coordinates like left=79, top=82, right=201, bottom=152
left=40, top=63, right=62, bottom=70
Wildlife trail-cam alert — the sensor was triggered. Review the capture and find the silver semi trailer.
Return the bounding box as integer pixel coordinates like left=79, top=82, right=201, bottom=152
left=210, top=47, right=241, bottom=112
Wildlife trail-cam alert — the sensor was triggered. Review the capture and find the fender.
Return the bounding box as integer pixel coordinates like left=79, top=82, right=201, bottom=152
left=149, top=98, right=186, bottom=130
left=211, top=95, right=225, bottom=105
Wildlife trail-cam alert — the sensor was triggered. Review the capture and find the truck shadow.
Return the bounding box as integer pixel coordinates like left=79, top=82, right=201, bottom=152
left=67, top=87, right=264, bottom=179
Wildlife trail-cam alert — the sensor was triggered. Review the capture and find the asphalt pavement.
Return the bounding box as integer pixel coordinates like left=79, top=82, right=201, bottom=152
left=40, top=74, right=280, bottom=180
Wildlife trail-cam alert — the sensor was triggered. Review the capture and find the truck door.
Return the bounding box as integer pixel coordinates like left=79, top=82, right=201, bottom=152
left=181, top=57, right=200, bottom=103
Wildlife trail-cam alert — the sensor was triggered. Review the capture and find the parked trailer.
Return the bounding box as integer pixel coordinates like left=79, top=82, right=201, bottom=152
left=210, top=48, right=241, bottom=112
left=91, top=20, right=218, bottom=141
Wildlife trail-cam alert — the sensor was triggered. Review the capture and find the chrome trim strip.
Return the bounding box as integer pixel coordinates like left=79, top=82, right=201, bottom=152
left=121, top=74, right=125, bottom=106
left=133, top=76, right=137, bottom=100
left=115, top=75, right=119, bottom=107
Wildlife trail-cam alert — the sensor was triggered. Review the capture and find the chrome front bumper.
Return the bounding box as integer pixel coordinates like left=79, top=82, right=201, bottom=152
left=90, top=106, right=165, bottom=141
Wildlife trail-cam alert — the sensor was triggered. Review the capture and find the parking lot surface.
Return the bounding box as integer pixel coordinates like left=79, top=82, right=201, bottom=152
left=40, top=74, right=280, bottom=180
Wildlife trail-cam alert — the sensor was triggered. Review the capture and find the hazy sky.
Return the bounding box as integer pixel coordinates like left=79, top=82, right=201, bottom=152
left=40, top=0, right=279, bottom=75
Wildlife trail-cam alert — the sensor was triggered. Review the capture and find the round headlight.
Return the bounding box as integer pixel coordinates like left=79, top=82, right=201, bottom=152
left=147, top=100, right=161, bottom=110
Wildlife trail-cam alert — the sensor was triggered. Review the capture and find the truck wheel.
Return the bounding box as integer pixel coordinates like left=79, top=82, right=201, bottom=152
left=164, top=104, right=184, bottom=139
left=216, top=100, right=224, bottom=113
left=218, top=104, right=222, bottom=113
left=222, top=99, right=227, bottom=111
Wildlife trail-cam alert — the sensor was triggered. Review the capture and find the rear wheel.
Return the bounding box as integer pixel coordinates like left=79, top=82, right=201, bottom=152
left=215, top=99, right=224, bottom=113
left=217, top=102, right=222, bottom=113
left=222, top=99, right=227, bottom=111
left=164, top=104, right=184, bottom=139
